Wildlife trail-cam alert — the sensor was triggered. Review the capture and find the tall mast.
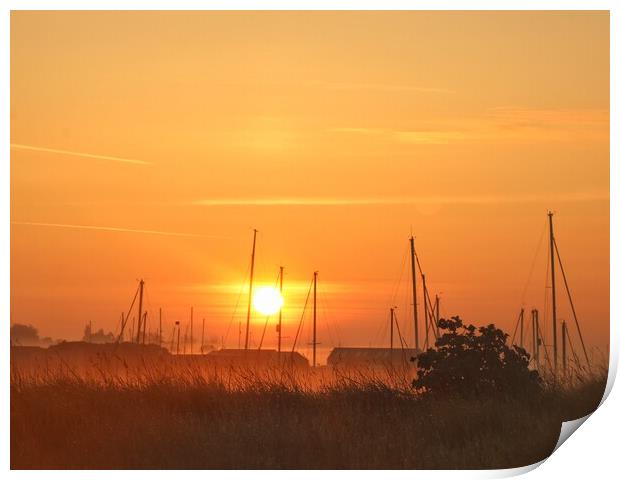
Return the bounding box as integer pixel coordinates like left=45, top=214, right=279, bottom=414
left=390, top=307, right=394, bottom=351
left=201, top=317, right=205, bottom=354
left=548, top=212, right=558, bottom=371
left=435, top=294, right=440, bottom=339
left=422, top=274, right=429, bottom=349
left=142, top=312, right=147, bottom=344
left=159, top=307, right=162, bottom=347
left=190, top=306, right=193, bottom=354
left=531, top=309, right=538, bottom=368
left=175, top=321, right=180, bottom=354
left=562, top=321, right=567, bottom=376
left=313, top=271, right=318, bottom=367
left=244, top=229, right=258, bottom=350
left=519, top=308, right=524, bottom=348
left=278, top=266, right=283, bottom=353
left=135, top=279, right=144, bottom=343
left=409, top=236, right=419, bottom=350
left=531, top=310, right=536, bottom=366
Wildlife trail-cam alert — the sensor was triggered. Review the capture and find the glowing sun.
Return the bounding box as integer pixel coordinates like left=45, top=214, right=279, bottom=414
left=253, top=286, right=284, bottom=316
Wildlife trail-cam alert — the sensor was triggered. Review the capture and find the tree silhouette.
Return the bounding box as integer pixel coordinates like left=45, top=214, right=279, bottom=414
left=10, top=323, right=39, bottom=346
left=82, top=324, right=115, bottom=344
left=413, top=316, right=540, bottom=397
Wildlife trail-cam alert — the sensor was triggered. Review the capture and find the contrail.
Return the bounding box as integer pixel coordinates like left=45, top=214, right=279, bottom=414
left=11, top=221, right=228, bottom=239
left=10, top=144, right=151, bottom=166
left=192, top=191, right=609, bottom=206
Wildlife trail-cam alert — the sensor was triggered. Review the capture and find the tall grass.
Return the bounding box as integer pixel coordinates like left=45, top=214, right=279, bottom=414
left=11, top=360, right=606, bottom=469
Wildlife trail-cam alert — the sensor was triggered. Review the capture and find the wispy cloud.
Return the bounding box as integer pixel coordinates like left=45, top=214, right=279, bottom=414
left=330, top=107, right=608, bottom=145
left=330, top=127, right=470, bottom=144
left=315, top=81, right=455, bottom=94
left=195, top=198, right=402, bottom=206
left=11, top=221, right=227, bottom=239
left=483, top=107, right=609, bottom=142
left=192, top=191, right=608, bottom=207
left=330, top=127, right=386, bottom=135
left=10, top=144, right=151, bottom=166
left=393, top=130, right=471, bottom=144
left=486, top=106, right=609, bottom=129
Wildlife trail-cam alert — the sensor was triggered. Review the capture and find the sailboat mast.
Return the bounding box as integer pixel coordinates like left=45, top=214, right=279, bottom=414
left=244, top=229, right=258, bottom=350
left=410, top=236, right=419, bottom=349
left=135, top=279, right=144, bottom=343
left=278, top=266, right=283, bottom=353
left=313, top=271, right=318, bottom=367
left=175, top=321, right=180, bottom=354
left=562, top=321, right=567, bottom=376
left=190, top=306, right=193, bottom=354
left=201, top=317, right=205, bottom=354
left=422, top=273, right=429, bottom=349
left=531, top=309, right=536, bottom=366
left=142, top=312, right=147, bottom=344
left=548, top=212, right=558, bottom=371
left=434, top=294, right=440, bottom=339
left=390, top=307, right=394, bottom=351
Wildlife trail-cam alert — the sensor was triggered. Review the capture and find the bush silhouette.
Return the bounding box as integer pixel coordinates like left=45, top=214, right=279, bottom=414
left=413, top=316, right=540, bottom=397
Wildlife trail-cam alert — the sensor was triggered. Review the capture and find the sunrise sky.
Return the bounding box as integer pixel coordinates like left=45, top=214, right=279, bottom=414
left=10, top=11, right=609, bottom=362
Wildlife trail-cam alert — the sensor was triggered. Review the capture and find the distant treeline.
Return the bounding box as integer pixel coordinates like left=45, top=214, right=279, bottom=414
left=10, top=324, right=60, bottom=347
left=10, top=322, right=117, bottom=347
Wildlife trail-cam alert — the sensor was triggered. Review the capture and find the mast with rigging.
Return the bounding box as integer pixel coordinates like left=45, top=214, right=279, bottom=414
left=409, top=236, right=419, bottom=350
left=278, top=266, right=284, bottom=353
left=244, top=229, right=258, bottom=350
left=312, top=271, right=318, bottom=367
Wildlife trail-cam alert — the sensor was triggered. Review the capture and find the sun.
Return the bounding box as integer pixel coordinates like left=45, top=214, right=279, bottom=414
left=252, top=286, right=284, bottom=316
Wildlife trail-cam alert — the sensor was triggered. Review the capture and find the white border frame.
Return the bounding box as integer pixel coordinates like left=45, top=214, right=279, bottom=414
left=1, top=2, right=616, bottom=478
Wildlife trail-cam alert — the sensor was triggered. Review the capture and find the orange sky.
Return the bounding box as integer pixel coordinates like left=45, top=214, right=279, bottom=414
left=10, top=11, right=609, bottom=363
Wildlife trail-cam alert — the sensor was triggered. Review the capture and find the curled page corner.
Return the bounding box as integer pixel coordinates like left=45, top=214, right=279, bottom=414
left=601, top=356, right=618, bottom=404
left=489, top=458, right=546, bottom=478
left=553, top=413, right=592, bottom=454
left=493, top=413, right=595, bottom=479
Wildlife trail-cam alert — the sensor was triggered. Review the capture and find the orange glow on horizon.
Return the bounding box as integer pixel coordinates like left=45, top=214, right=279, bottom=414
left=10, top=11, right=609, bottom=360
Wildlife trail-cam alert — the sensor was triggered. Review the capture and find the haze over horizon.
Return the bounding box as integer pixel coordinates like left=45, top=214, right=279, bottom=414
left=10, top=11, right=609, bottom=361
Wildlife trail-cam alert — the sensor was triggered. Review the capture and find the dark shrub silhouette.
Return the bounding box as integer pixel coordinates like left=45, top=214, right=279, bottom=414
left=10, top=324, right=40, bottom=346
left=413, top=316, right=541, bottom=397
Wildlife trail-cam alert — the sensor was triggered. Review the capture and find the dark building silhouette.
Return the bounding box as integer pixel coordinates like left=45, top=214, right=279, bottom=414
left=327, top=347, right=421, bottom=369
left=206, top=349, right=309, bottom=369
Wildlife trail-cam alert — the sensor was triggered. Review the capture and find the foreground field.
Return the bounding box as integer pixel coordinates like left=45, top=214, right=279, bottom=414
left=11, top=364, right=606, bottom=469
